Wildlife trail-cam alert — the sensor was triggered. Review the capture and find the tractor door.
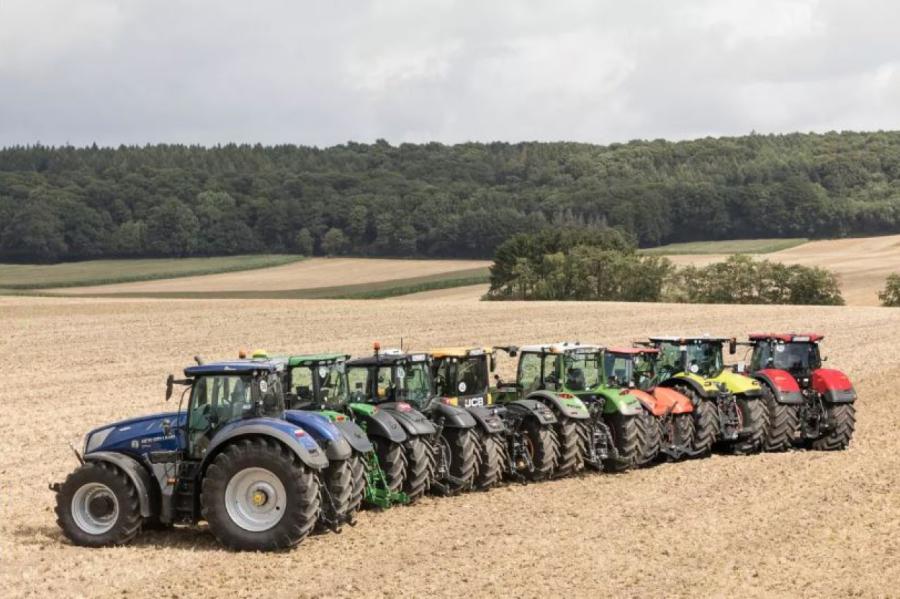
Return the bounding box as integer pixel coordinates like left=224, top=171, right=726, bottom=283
left=516, top=352, right=544, bottom=394
left=186, top=374, right=254, bottom=459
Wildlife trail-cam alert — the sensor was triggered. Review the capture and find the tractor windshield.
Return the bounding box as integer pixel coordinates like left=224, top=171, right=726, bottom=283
left=686, top=343, right=724, bottom=377
left=603, top=354, right=633, bottom=387
left=562, top=351, right=602, bottom=390
left=434, top=356, right=488, bottom=397
left=752, top=341, right=821, bottom=373
left=395, top=361, right=433, bottom=407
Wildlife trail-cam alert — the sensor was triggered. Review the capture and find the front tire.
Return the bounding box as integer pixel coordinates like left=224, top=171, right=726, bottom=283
left=55, top=461, right=142, bottom=547
left=762, top=385, right=799, bottom=452
left=201, top=437, right=320, bottom=551
left=811, top=403, right=856, bottom=450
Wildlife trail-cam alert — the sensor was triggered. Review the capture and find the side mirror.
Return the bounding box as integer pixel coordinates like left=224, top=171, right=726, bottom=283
left=166, top=374, right=174, bottom=401
left=729, top=339, right=737, bottom=355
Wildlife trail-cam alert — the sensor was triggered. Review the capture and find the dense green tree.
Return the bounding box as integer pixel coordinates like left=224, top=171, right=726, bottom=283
left=321, top=227, right=348, bottom=256
left=294, top=228, right=314, bottom=255
left=145, top=199, right=199, bottom=257
left=878, top=273, right=900, bottom=307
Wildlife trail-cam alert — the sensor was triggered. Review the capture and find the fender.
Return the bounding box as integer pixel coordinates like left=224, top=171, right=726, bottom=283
left=350, top=405, right=408, bottom=444
left=330, top=418, right=374, bottom=454
left=504, top=399, right=558, bottom=425
left=84, top=451, right=156, bottom=518
left=752, top=370, right=804, bottom=405
left=526, top=390, right=589, bottom=420
left=622, top=389, right=665, bottom=416
left=812, top=369, right=857, bottom=403
left=659, top=376, right=711, bottom=402
left=430, top=402, right=477, bottom=429
left=379, top=402, right=437, bottom=436
left=597, top=388, right=645, bottom=416
left=282, top=410, right=352, bottom=461
left=203, top=417, right=328, bottom=471
left=466, top=405, right=507, bottom=434
left=651, top=386, right=693, bottom=414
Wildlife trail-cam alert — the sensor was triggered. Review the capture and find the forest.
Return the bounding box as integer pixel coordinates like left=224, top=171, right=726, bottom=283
left=2, top=130, right=900, bottom=262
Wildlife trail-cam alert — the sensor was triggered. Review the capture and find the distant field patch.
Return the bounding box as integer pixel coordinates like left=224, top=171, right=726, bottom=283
left=641, top=238, right=807, bottom=255
left=0, top=255, right=305, bottom=290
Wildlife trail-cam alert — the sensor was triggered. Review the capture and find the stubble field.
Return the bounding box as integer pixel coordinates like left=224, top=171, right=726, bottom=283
left=1, top=295, right=898, bottom=598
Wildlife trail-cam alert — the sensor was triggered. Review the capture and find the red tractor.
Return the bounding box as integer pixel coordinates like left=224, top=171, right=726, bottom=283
left=737, top=333, right=856, bottom=451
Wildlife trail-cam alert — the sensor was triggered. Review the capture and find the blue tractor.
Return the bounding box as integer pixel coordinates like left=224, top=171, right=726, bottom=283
left=52, top=358, right=326, bottom=551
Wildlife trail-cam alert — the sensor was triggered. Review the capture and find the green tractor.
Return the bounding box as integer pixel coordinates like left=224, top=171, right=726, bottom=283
left=429, top=346, right=560, bottom=486
left=277, top=352, right=409, bottom=509
left=645, top=336, right=769, bottom=455
left=506, top=342, right=658, bottom=472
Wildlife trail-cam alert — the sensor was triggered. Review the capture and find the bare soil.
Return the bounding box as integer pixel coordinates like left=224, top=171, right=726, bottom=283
left=1, top=295, right=897, bottom=598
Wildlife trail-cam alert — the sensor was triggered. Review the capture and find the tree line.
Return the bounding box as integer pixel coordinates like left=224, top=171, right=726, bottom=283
left=2, top=131, right=900, bottom=262
left=487, top=230, right=844, bottom=305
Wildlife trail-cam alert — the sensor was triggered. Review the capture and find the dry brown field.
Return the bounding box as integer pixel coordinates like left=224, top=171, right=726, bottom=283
left=2, top=294, right=898, bottom=598
left=51, top=257, right=490, bottom=295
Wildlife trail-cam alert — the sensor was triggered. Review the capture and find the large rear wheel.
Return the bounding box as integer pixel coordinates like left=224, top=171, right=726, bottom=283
left=635, top=409, right=661, bottom=467
left=603, top=412, right=640, bottom=472
left=401, top=436, right=433, bottom=502
left=472, top=428, right=504, bottom=491
left=668, top=413, right=695, bottom=458
left=442, top=427, right=477, bottom=492
left=732, top=397, right=768, bottom=455
left=811, top=403, right=856, bottom=450
left=371, top=437, right=406, bottom=495
left=690, top=397, right=718, bottom=455
left=55, top=461, right=142, bottom=547
left=520, top=418, right=558, bottom=481
left=201, top=437, right=320, bottom=551
left=553, top=416, right=583, bottom=478
left=762, top=385, right=799, bottom=452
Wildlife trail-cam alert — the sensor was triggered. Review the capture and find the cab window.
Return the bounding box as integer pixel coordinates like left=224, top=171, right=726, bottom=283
left=290, top=366, right=314, bottom=403
left=347, top=367, right=369, bottom=398
left=188, top=374, right=253, bottom=457
left=517, top=353, right=542, bottom=393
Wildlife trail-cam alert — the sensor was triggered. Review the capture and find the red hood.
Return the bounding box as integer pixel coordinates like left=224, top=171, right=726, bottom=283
left=812, top=368, right=854, bottom=392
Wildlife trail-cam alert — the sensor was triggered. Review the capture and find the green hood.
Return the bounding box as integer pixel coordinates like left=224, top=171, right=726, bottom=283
left=596, top=386, right=644, bottom=416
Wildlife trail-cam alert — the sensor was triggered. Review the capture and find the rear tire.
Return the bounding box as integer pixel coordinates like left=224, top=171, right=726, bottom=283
left=443, top=427, right=477, bottom=491
left=604, top=412, right=640, bottom=472
left=762, top=385, right=799, bottom=452
left=401, top=436, right=433, bottom=502
left=472, top=428, right=504, bottom=491
left=55, top=461, right=142, bottom=547
left=811, top=403, right=856, bottom=451
left=690, top=398, right=718, bottom=455
left=553, top=416, right=583, bottom=478
left=521, top=418, right=558, bottom=481
left=669, top=413, right=695, bottom=458
left=346, top=453, right=366, bottom=522
left=371, top=437, right=406, bottom=495
left=635, top=409, right=661, bottom=467
left=201, top=437, right=320, bottom=551
left=732, top=397, right=768, bottom=455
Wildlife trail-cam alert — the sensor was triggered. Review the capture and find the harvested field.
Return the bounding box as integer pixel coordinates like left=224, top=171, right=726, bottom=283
left=51, top=258, right=490, bottom=296
left=2, top=295, right=897, bottom=598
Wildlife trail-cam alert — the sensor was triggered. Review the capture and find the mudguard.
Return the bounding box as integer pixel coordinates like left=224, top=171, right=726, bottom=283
left=651, top=387, right=693, bottom=414
left=282, top=410, right=352, bottom=461
left=330, top=418, right=374, bottom=454
left=350, top=405, right=408, bottom=444
left=430, top=402, right=477, bottom=429
left=597, top=388, right=645, bottom=416
left=504, top=399, right=558, bottom=425
left=526, top=390, right=590, bottom=420
left=753, top=370, right=804, bottom=405
left=467, top=405, right=507, bottom=434
left=202, top=417, right=328, bottom=471
left=84, top=451, right=156, bottom=518
left=622, top=389, right=665, bottom=416
left=379, top=402, right=437, bottom=436
left=711, top=370, right=763, bottom=397
left=813, top=369, right=857, bottom=403
left=659, top=375, right=712, bottom=402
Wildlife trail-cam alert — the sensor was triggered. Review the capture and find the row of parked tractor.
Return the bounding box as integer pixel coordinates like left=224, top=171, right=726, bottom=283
left=53, top=333, right=857, bottom=551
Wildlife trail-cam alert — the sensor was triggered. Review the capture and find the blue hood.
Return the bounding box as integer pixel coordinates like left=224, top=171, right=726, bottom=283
left=85, top=411, right=184, bottom=455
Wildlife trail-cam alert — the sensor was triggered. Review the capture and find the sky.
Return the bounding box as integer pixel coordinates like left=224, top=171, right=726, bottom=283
left=2, top=0, right=900, bottom=147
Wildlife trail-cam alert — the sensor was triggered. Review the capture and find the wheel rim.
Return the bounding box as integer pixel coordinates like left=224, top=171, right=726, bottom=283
left=224, top=467, right=287, bottom=532
left=71, top=482, right=119, bottom=535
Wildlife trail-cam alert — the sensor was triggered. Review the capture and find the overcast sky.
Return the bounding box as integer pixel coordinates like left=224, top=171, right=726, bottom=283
left=2, top=0, right=900, bottom=147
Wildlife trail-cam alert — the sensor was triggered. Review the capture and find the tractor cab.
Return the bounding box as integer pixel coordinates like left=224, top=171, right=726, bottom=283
left=345, top=347, right=435, bottom=411
left=430, top=346, right=496, bottom=408
left=179, top=358, right=287, bottom=460
left=649, top=336, right=727, bottom=380
left=514, top=342, right=604, bottom=398
left=746, top=333, right=823, bottom=380
left=603, top=347, right=661, bottom=390
left=280, top=353, right=352, bottom=411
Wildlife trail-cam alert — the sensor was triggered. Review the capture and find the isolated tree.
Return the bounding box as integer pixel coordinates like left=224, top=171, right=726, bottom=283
left=878, top=273, right=900, bottom=307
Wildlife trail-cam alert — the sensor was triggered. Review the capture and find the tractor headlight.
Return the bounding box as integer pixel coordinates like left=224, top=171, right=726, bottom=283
left=85, top=427, right=114, bottom=453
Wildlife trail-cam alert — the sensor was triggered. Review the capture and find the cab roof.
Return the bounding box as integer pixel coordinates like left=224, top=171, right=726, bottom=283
left=607, top=346, right=660, bottom=355
left=518, top=341, right=604, bottom=354
left=347, top=350, right=429, bottom=367
left=648, top=335, right=731, bottom=344
left=429, top=347, right=493, bottom=359
left=748, top=333, right=824, bottom=343
left=184, top=359, right=281, bottom=377
left=285, top=353, right=349, bottom=367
